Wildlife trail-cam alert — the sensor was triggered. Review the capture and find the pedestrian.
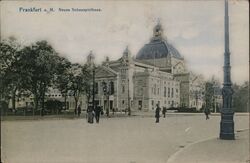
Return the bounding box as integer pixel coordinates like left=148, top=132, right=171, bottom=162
left=204, top=108, right=210, bottom=120
left=155, top=104, right=161, bottom=123
left=87, top=106, right=94, bottom=123
left=162, top=106, right=167, bottom=118
left=94, top=105, right=101, bottom=123
left=77, top=105, right=81, bottom=117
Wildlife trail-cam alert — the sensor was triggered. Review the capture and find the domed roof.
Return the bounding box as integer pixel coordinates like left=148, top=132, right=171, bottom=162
left=136, top=23, right=182, bottom=60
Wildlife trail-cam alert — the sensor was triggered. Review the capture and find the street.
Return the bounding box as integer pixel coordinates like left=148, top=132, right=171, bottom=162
left=1, top=113, right=249, bottom=163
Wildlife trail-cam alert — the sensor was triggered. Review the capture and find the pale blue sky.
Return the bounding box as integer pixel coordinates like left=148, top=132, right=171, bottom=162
left=1, top=0, right=249, bottom=84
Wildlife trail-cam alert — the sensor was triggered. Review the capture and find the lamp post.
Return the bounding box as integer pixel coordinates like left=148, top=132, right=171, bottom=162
left=102, top=81, right=109, bottom=117
left=128, top=78, right=131, bottom=116
left=92, top=65, right=95, bottom=112
left=220, top=0, right=234, bottom=140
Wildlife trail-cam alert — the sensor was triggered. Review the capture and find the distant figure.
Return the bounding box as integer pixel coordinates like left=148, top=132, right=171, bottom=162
left=155, top=104, right=161, bottom=123
left=204, top=108, right=210, bottom=120
left=77, top=105, right=81, bottom=117
left=94, top=105, right=101, bottom=123
left=162, top=107, right=167, bottom=118
left=87, top=106, right=94, bottom=123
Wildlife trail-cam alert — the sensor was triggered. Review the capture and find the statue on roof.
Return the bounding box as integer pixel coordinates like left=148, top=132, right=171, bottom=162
left=87, top=50, right=95, bottom=65
left=153, top=19, right=163, bottom=38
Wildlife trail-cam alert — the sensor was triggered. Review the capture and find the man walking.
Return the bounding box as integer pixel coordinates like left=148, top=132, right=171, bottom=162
left=94, top=105, right=101, bottom=123
left=162, top=106, right=167, bottom=118
left=155, top=104, right=161, bottom=123
left=204, top=108, right=210, bottom=120
left=77, top=105, right=81, bottom=117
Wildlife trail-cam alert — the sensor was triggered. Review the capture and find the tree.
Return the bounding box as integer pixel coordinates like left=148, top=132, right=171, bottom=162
left=19, top=40, right=57, bottom=115
left=205, top=82, right=214, bottom=112
left=232, top=82, right=249, bottom=112
left=67, top=64, right=85, bottom=114
left=81, top=64, right=93, bottom=108
left=204, top=76, right=222, bottom=112
left=0, top=37, right=24, bottom=111
left=54, top=56, right=72, bottom=110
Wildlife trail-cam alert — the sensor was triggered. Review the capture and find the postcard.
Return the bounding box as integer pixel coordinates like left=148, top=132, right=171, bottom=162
left=0, top=0, right=249, bottom=163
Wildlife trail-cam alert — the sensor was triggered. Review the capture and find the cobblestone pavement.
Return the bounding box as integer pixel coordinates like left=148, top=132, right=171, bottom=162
left=1, top=114, right=249, bottom=163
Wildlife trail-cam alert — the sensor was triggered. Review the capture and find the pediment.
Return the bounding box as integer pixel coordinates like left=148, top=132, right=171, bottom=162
left=95, top=66, right=117, bottom=78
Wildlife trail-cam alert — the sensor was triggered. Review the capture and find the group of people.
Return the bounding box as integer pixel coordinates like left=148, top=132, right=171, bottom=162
left=87, top=105, right=103, bottom=124
left=155, top=104, right=211, bottom=123
left=76, top=105, right=103, bottom=123
left=77, top=103, right=211, bottom=124
left=155, top=104, right=167, bottom=123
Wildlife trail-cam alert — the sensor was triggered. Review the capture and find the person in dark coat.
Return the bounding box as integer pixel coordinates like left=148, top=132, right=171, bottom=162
left=204, top=108, right=210, bottom=120
left=87, top=106, right=94, bottom=123
left=94, top=105, right=101, bottom=123
left=155, top=104, right=161, bottom=123
left=77, top=105, right=81, bottom=117
left=162, top=107, right=167, bottom=118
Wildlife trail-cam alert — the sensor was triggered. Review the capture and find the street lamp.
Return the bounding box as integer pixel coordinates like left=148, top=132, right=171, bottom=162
left=102, top=81, right=110, bottom=117
left=220, top=0, right=234, bottom=140
left=92, top=64, right=95, bottom=112
left=88, top=50, right=96, bottom=113
left=128, top=78, right=131, bottom=116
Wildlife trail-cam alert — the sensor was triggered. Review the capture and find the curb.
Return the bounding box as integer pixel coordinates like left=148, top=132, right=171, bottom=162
left=166, top=128, right=250, bottom=163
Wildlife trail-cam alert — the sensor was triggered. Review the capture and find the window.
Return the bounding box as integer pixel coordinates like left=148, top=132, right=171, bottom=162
left=122, top=85, right=125, bottom=93
left=164, top=87, right=166, bottom=97
left=152, top=100, right=154, bottom=106
left=95, top=82, right=98, bottom=94
left=122, top=100, right=125, bottom=105
left=176, top=89, right=178, bottom=93
left=157, top=88, right=160, bottom=95
left=110, top=81, right=114, bottom=95
left=154, top=84, right=156, bottom=95
left=171, top=88, right=174, bottom=98
left=168, top=88, right=170, bottom=97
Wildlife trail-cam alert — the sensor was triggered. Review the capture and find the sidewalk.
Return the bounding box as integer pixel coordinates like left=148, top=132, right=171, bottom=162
left=133, top=112, right=249, bottom=117
left=167, top=129, right=250, bottom=163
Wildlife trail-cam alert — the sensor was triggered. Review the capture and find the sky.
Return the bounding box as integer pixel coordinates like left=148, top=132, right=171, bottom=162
left=1, top=0, right=249, bottom=85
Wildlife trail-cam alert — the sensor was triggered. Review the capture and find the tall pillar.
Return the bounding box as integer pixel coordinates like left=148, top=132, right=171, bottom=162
left=220, top=0, right=235, bottom=140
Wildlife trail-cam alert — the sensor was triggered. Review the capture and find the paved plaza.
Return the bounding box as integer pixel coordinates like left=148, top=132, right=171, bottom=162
left=1, top=113, right=249, bottom=163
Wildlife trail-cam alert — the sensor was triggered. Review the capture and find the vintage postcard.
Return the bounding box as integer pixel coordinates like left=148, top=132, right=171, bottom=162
left=0, top=0, right=249, bottom=163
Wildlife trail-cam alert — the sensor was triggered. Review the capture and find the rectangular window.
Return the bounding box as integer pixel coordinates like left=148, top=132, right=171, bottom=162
left=168, top=88, right=170, bottom=97
left=110, top=81, right=114, bottom=95
left=164, top=87, right=166, bottom=97
left=171, top=88, right=174, bottom=98
left=122, top=85, right=125, bottom=93
left=95, top=82, right=98, bottom=94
